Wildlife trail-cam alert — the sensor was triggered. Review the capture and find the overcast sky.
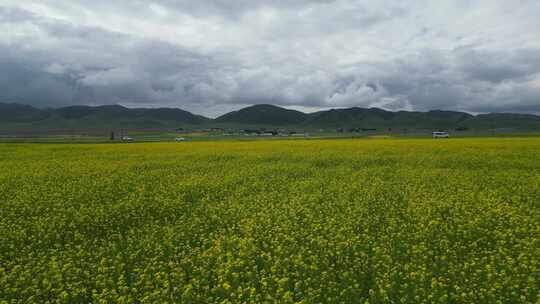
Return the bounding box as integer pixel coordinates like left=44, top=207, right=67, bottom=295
left=1, top=1, right=539, bottom=117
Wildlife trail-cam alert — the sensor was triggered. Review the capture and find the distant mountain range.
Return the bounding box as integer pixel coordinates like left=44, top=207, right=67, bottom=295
left=0, top=103, right=209, bottom=133
left=1, top=102, right=540, bottom=134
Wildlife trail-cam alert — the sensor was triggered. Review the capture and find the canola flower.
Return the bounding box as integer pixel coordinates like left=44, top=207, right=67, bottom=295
left=0, top=138, right=539, bottom=303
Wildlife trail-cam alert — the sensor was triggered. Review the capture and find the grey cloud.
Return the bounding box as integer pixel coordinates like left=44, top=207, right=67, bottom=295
left=0, top=6, right=36, bottom=22
left=1, top=1, right=540, bottom=116
left=0, top=58, right=83, bottom=106
left=51, top=0, right=338, bottom=19
left=455, top=48, right=540, bottom=83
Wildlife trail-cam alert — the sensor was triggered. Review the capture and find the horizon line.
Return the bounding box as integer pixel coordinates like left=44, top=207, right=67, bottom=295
left=2, top=101, right=539, bottom=119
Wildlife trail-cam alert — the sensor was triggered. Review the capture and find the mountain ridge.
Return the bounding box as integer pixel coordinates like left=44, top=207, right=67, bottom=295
left=1, top=102, right=540, bottom=131
left=215, top=104, right=308, bottom=125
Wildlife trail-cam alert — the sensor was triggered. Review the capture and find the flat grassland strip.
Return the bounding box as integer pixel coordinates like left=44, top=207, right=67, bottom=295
left=1, top=138, right=539, bottom=303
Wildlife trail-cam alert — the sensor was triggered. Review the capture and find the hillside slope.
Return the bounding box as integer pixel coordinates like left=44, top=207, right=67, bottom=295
left=0, top=103, right=210, bottom=132
left=215, top=104, right=308, bottom=126
left=1, top=102, right=540, bottom=132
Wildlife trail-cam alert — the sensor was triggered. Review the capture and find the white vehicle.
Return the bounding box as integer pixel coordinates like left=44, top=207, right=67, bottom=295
left=175, top=137, right=186, bottom=142
left=122, top=136, right=134, bottom=141
left=432, top=131, right=449, bottom=138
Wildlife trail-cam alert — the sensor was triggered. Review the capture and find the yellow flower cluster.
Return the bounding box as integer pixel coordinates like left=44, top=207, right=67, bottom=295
left=1, top=138, right=539, bottom=303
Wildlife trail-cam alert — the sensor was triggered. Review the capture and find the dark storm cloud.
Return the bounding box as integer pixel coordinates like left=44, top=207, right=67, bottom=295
left=0, top=7, right=230, bottom=108
left=0, top=58, right=80, bottom=106
left=1, top=1, right=540, bottom=116
left=455, top=48, right=540, bottom=84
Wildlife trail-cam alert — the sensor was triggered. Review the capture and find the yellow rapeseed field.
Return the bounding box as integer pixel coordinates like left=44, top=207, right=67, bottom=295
left=1, top=138, right=539, bottom=303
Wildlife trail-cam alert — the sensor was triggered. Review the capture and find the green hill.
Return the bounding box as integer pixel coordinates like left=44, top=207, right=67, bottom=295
left=215, top=104, right=308, bottom=126
left=303, top=108, right=475, bottom=129
left=0, top=103, right=210, bottom=133
left=0, top=103, right=52, bottom=122
left=1, top=102, right=540, bottom=133
left=304, top=107, right=395, bottom=128
left=471, top=113, right=540, bottom=129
